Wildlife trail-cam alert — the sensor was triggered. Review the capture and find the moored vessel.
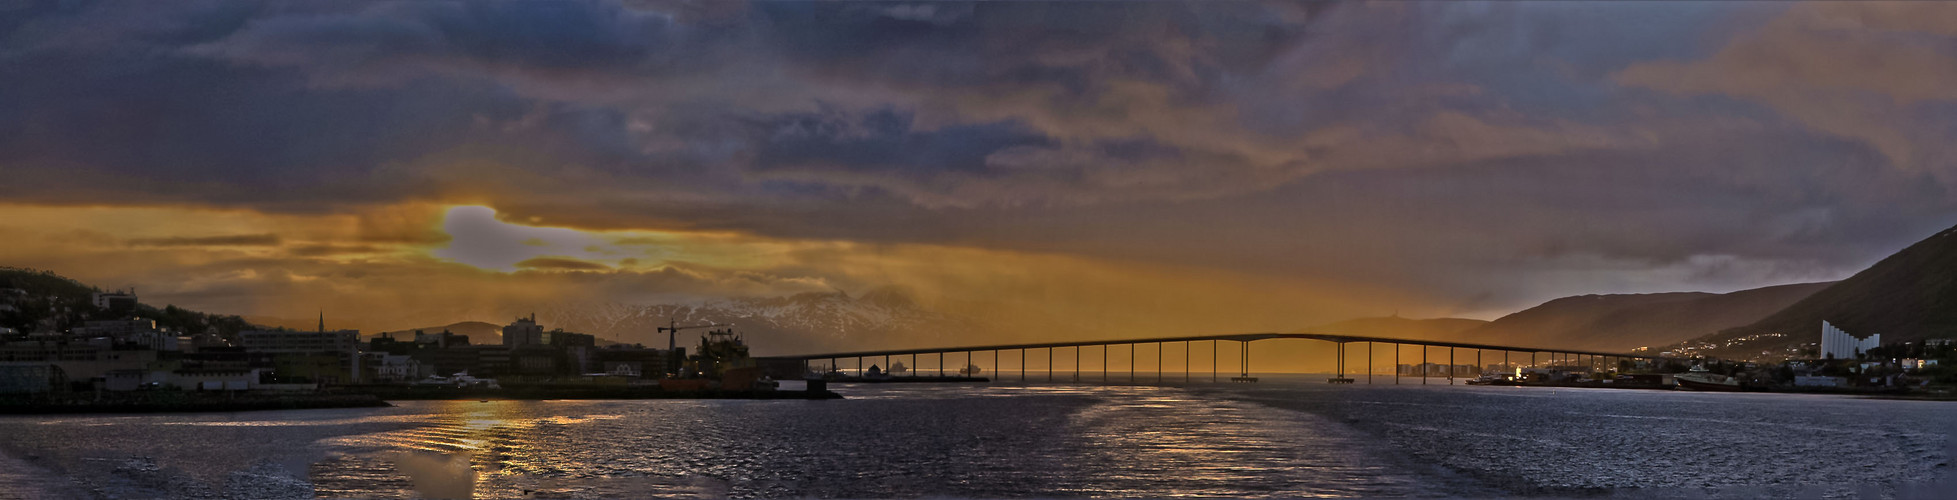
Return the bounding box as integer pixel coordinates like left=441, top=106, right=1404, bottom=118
left=1673, top=365, right=1742, bottom=392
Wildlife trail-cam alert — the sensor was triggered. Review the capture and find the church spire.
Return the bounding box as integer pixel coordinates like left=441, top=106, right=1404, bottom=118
left=318, top=310, right=325, bottom=333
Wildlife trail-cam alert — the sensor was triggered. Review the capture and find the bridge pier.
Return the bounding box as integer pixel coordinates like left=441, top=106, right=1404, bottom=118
left=1229, top=340, right=1259, bottom=382
left=1394, top=343, right=1400, bottom=384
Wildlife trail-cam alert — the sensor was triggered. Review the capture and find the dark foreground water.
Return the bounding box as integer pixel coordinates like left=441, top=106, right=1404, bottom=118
left=0, top=378, right=1949, bottom=499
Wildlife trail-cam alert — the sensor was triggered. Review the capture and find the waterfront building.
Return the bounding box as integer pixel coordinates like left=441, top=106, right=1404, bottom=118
left=0, top=363, right=65, bottom=394
left=503, top=315, right=545, bottom=346
left=544, top=330, right=595, bottom=348
left=239, top=314, right=362, bottom=384
left=1795, top=375, right=1845, bottom=387
left=512, top=345, right=560, bottom=375
left=597, top=347, right=668, bottom=378
left=89, top=290, right=137, bottom=312
left=0, top=341, right=159, bottom=382
left=1820, top=321, right=1880, bottom=360
left=168, top=368, right=260, bottom=391
left=70, top=319, right=158, bottom=338
left=368, top=353, right=421, bottom=382
left=240, top=329, right=361, bottom=353
left=72, top=319, right=179, bottom=351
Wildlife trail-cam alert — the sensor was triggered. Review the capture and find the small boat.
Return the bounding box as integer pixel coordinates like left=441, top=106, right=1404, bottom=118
left=1673, top=365, right=1742, bottom=392
left=958, top=364, right=983, bottom=376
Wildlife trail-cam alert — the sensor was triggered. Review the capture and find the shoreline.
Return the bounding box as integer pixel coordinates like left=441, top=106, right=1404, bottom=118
left=0, top=386, right=843, bottom=414
left=0, top=393, right=392, bottom=415
left=347, top=385, right=843, bottom=401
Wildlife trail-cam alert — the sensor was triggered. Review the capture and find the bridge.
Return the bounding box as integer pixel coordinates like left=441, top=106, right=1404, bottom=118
left=762, top=332, right=1676, bottom=384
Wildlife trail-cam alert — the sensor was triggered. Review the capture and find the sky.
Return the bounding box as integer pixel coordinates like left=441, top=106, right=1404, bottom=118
left=2, top=1, right=1955, bottom=345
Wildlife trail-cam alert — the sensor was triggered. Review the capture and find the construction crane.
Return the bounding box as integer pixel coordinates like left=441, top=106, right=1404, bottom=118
left=658, top=319, right=728, bottom=376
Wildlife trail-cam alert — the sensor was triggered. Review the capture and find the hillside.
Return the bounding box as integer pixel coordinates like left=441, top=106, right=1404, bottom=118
left=1300, top=316, right=1487, bottom=341
left=1681, top=224, right=1957, bottom=359
left=0, top=267, right=261, bottom=337
left=1458, top=282, right=1832, bottom=352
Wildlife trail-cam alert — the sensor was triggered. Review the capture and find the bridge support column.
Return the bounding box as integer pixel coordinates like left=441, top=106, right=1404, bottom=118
left=1157, top=342, right=1164, bottom=384
left=1422, top=346, right=1428, bottom=385
left=1075, top=346, right=1081, bottom=382
left=1130, top=343, right=1136, bottom=382
left=1335, top=342, right=1344, bottom=379
left=1394, top=343, right=1400, bottom=384
left=1449, top=347, right=1455, bottom=384
left=1048, top=347, right=1053, bottom=382
left=1020, top=349, right=1025, bottom=381
left=1211, top=340, right=1217, bottom=382
left=1367, top=342, right=1373, bottom=384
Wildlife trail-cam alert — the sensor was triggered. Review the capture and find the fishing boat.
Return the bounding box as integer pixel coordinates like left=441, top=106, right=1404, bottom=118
left=1673, top=365, right=1742, bottom=392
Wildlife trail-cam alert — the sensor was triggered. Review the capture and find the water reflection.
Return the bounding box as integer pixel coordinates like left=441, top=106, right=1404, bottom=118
left=0, top=383, right=1944, bottom=498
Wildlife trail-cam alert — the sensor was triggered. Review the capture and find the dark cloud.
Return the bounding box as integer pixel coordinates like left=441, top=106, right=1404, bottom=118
left=128, top=234, right=283, bottom=247
left=2, top=1, right=1954, bottom=317
left=513, top=257, right=612, bottom=272
left=287, top=244, right=385, bottom=257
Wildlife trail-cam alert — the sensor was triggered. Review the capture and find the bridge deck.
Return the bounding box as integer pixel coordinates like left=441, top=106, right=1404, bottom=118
left=763, top=332, right=1664, bottom=361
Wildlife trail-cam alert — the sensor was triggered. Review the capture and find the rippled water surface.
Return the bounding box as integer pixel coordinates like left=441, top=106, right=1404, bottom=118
left=0, top=380, right=1949, bottom=498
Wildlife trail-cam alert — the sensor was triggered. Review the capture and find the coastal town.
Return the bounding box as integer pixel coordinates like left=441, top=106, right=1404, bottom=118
left=0, top=269, right=831, bottom=411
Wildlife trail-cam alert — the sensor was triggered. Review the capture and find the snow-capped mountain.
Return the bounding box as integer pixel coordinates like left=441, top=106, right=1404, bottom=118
left=532, top=288, right=981, bottom=356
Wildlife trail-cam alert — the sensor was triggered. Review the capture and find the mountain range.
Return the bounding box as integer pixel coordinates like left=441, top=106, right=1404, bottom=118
left=1452, top=282, right=1834, bottom=352
left=1675, top=224, right=1957, bottom=359
left=1297, top=282, right=1829, bottom=354
left=1302, top=316, right=1488, bottom=340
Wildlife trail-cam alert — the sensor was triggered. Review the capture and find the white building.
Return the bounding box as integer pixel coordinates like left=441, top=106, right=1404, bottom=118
left=369, top=353, right=420, bottom=382
left=1820, top=321, right=1880, bottom=360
